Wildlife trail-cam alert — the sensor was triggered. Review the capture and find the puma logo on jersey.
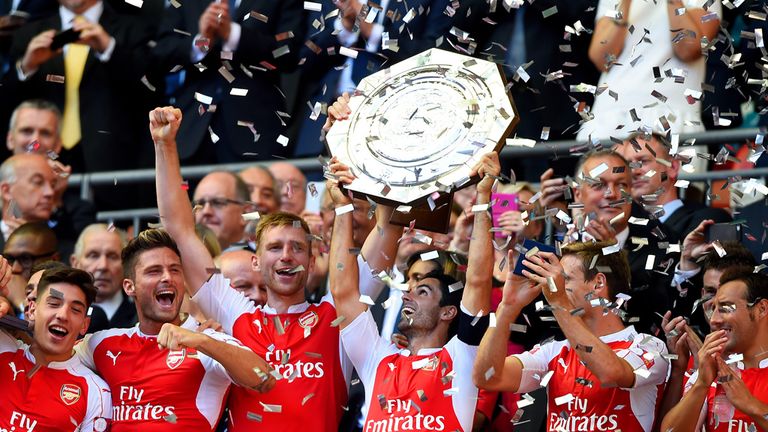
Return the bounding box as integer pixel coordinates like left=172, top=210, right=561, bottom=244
left=106, top=350, right=121, bottom=366
left=9, top=362, right=24, bottom=381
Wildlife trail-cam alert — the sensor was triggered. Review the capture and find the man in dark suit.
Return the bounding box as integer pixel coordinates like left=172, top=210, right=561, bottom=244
left=71, top=223, right=137, bottom=332
left=287, top=0, right=453, bottom=156
left=614, top=132, right=732, bottom=245
left=150, top=0, right=304, bottom=163
left=1, top=0, right=155, bottom=210
left=569, top=149, right=677, bottom=335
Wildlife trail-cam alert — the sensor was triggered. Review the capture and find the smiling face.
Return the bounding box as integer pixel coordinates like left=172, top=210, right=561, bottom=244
left=253, top=225, right=314, bottom=303
left=708, top=280, right=761, bottom=355
left=574, top=154, right=632, bottom=232
left=124, top=247, right=184, bottom=332
left=615, top=135, right=679, bottom=204
left=398, top=277, right=445, bottom=335
left=30, top=282, right=90, bottom=362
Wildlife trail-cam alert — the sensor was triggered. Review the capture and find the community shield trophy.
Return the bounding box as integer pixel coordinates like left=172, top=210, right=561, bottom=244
left=325, top=48, right=518, bottom=233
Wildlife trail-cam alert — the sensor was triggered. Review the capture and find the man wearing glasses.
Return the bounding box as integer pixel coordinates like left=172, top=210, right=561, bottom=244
left=2, top=221, right=58, bottom=317
left=192, top=171, right=254, bottom=252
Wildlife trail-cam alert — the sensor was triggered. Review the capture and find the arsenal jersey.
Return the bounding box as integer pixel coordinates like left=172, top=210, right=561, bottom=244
left=514, top=326, right=669, bottom=432
left=341, top=309, right=480, bottom=432
left=194, top=273, right=354, bottom=431
left=0, top=329, right=112, bottom=432
left=75, top=323, right=242, bottom=431
left=686, top=359, right=768, bottom=431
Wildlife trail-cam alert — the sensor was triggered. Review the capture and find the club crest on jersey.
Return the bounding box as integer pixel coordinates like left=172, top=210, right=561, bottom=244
left=166, top=349, right=186, bottom=369
left=298, top=311, right=319, bottom=330
left=416, top=356, right=439, bottom=372
left=60, top=383, right=81, bottom=405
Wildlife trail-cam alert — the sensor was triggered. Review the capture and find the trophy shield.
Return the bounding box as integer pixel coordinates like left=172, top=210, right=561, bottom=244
left=325, top=48, right=518, bottom=233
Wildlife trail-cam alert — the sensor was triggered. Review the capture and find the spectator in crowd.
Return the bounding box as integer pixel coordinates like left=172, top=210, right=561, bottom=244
left=149, top=0, right=304, bottom=164
left=580, top=0, right=721, bottom=140
left=23, top=259, right=67, bottom=324
left=328, top=150, right=496, bottom=432
left=192, top=171, right=253, bottom=252
left=151, top=105, right=402, bottom=430
left=7, top=100, right=96, bottom=258
left=6, top=99, right=61, bottom=155
left=239, top=165, right=279, bottom=215
left=2, top=221, right=57, bottom=317
left=451, top=0, right=600, bottom=179
left=0, top=0, right=154, bottom=180
left=0, top=265, right=113, bottom=431
left=0, top=153, right=55, bottom=243
left=474, top=241, right=670, bottom=431
left=661, top=270, right=768, bottom=432
left=219, top=249, right=267, bottom=307
left=70, top=223, right=136, bottom=332
left=614, top=132, right=731, bottom=243
left=269, top=161, right=307, bottom=215
left=289, top=0, right=454, bottom=157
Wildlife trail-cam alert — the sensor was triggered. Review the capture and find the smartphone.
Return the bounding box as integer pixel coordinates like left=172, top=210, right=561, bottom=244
left=491, top=193, right=519, bottom=238
left=512, top=239, right=556, bottom=276
left=704, top=222, right=741, bottom=243
left=50, top=28, right=82, bottom=51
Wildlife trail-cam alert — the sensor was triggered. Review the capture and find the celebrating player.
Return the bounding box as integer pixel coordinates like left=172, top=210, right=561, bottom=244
left=0, top=262, right=112, bottom=432
left=661, top=270, right=768, bottom=432
left=151, top=106, right=401, bottom=430
left=326, top=151, right=496, bottom=431
left=74, top=228, right=275, bottom=431
left=473, top=241, right=670, bottom=431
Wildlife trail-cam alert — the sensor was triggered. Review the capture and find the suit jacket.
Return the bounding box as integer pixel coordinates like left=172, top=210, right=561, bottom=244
left=1, top=3, right=155, bottom=173
left=150, top=0, right=304, bottom=161
left=662, top=201, right=732, bottom=245
left=452, top=0, right=600, bottom=141
left=87, top=292, right=138, bottom=333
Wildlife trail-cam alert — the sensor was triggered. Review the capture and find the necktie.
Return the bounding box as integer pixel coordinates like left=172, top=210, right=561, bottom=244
left=61, top=16, right=89, bottom=150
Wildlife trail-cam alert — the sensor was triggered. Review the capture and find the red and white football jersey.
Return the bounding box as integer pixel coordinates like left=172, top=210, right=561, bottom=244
left=341, top=309, right=479, bottom=432
left=0, top=329, right=112, bottom=432
left=75, top=322, right=241, bottom=431
left=194, top=273, right=358, bottom=431
left=514, top=326, right=669, bottom=432
left=686, top=359, right=768, bottom=432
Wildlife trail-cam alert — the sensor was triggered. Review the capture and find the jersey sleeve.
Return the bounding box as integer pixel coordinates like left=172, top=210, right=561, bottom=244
left=513, top=340, right=567, bottom=393
left=192, top=273, right=256, bottom=334
left=74, top=333, right=98, bottom=372
left=79, top=374, right=112, bottom=432
left=444, top=336, right=480, bottom=430
left=196, top=328, right=253, bottom=382
left=340, top=309, right=398, bottom=389
left=614, top=333, right=670, bottom=389
left=320, top=254, right=384, bottom=306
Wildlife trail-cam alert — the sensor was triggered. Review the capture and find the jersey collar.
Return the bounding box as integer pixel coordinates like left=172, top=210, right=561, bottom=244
left=260, top=301, right=310, bottom=315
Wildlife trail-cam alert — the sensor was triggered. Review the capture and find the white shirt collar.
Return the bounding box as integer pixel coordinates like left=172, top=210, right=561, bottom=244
left=0, top=220, right=11, bottom=241
left=615, top=226, right=630, bottom=249
left=60, top=1, right=103, bottom=30
left=659, top=199, right=684, bottom=224
left=95, top=290, right=123, bottom=321
left=260, top=301, right=310, bottom=315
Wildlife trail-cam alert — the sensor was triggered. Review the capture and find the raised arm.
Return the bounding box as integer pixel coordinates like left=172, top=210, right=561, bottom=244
left=150, top=107, right=213, bottom=295
left=667, top=2, right=719, bottom=62
left=327, top=158, right=367, bottom=329
left=473, top=250, right=541, bottom=392
left=157, top=323, right=275, bottom=393
left=462, top=152, right=499, bottom=315
left=588, top=1, right=631, bottom=71
left=524, top=253, right=636, bottom=388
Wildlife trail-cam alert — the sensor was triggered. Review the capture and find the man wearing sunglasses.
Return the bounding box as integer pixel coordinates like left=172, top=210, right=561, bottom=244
left=192, top=171, right=254, bottom=252
left=3, top=221, right=58, bottom=317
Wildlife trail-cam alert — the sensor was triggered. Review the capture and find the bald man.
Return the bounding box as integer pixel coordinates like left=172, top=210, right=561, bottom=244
left=269, top=161, right=307, bottom=215
left=239, top=166, right=279, bottom=215
left=0, top=153, right=56, bottom=244
left=219, top=249, right=267, bottom=307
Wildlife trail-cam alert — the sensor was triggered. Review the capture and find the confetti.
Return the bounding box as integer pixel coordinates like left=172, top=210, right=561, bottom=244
left=260, top=402, right=282, bottom=413
left=335, top=203, right=354, bottom=215
left=303, top=1, right=321, bottom=11
left=359, top=295, right=375, bottom=306
left=339, top=46, right=358, bottom=59
left=242, top=211, right=261, bottom=221
left=230, top=88, right=248, bottom=96
left=46, top=74, right=65, bottom=83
